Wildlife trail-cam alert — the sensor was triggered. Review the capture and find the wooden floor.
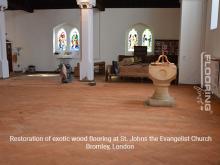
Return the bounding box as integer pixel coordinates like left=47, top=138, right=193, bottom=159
left=0, top=74, right=220, bottom=165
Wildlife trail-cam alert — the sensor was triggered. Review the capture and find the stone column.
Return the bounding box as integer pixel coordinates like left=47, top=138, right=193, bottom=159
left=179, top=0, right=206, bottom=84
left=77, top=0, right=96, bottom=81
left=0, top=0, right=9, bottom=79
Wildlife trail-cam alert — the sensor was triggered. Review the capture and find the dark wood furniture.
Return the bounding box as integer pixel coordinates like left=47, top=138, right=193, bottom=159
left=74, top=63, right=80, bottom=77
left=74, top=61, right=106, bottom=77
left=118, top=64, right=148, bottom=78
left=94, top=61, right=105, bottom=75
left=154, top=39, right=179, bottom=56
left=134, top=46, right=147, bottom=62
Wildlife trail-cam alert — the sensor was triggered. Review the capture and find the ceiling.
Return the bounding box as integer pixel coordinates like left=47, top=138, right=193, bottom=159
left=7, top=0, right=180, bottom=13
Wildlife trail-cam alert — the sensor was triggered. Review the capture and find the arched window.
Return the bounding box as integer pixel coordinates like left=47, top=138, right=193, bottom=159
left=126, top=24, right=153, bottom=54
left=128, top=29, right=138, bottom=52
left=70, top=28, right=80, bottom=51
left=57, top=28, right=67, bottom=51
left=142, top=29, right=152, bottom=52
left=53, top=24, right=80, bottom=54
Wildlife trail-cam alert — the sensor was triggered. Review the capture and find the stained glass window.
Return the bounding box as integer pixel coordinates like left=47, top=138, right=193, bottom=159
left=128, top=29, right=138, bottom=52
left=57, top=28, right=67, bottom=51
left=70, top=28, right=80, bottom=51
left=142, top=29, right=152, bottom=52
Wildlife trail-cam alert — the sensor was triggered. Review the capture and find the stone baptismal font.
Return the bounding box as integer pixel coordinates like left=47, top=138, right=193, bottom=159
left=146, top=53, right=177, bottom=107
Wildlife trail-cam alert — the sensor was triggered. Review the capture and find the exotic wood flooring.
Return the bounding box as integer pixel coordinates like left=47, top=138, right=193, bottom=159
left=0, top=74, right=220, bottom=165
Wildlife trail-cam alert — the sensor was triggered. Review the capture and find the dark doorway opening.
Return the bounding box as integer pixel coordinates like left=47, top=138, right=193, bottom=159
left=6, top=42, right=13, bottom=72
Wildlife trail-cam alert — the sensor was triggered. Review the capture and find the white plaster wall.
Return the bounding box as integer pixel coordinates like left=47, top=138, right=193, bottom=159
left=179, top=0, right=206, bottom=84
left=205, top=0, right=220, bottom=97
left=205, top=0, right=220, bottom=58
left=5, top=8, right=180, bottom=71
left=99, top=8, right=180, bottom=65
left=5, top=9, right=81, bottom=71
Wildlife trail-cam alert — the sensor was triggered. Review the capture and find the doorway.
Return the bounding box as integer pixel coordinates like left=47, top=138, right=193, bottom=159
left=6, top=42, right=13, bottom=72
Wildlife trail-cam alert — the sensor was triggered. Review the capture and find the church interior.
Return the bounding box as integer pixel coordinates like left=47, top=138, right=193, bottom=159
left=0, top=0, right=220, bottom=164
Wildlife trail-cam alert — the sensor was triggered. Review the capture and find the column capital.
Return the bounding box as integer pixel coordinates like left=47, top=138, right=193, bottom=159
left=76, top=0, right=96, bottom=9
left=0, top=0, right=8, bottom=10
left=0, top=0, right=8, bottom=11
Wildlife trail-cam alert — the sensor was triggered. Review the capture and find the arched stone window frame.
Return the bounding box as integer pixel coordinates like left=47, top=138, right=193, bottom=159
left=53, top=23, right=80, bottom=54
left=69, top=28, right=80, bottom=51
left=126, top=23, right=153, bottom=55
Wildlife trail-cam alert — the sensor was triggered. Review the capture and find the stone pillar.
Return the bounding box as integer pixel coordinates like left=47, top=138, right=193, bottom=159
left=77, top=0, right=96, bottom=81
left=0, top=0, right=9, bottom=79
left=179, top=0, right=206, bottom=84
